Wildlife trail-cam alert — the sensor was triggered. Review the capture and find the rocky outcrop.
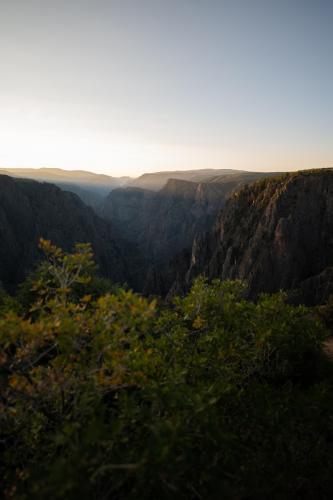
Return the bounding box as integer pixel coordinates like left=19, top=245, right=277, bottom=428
left=0, top=175, right=137, bottom=289
left=100, top=178, right=233, bottom=295
left=176, top=169, right=333, bottom=305
left=101, top=172, right=280, bottom=294
left=102, top=174, right=270, bottom=270
left=141, top=179, right=232, bottom=266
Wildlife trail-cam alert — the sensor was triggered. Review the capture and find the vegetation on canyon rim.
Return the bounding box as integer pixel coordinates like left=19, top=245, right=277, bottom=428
left=1, top=240, right=333, bottom=499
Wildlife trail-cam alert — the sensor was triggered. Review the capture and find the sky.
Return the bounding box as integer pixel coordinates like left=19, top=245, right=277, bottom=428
left=0, top=0, right=332, bottom=177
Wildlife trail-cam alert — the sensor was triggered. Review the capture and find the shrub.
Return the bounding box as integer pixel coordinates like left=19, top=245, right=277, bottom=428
left=1, top=243, right=332, bottom=499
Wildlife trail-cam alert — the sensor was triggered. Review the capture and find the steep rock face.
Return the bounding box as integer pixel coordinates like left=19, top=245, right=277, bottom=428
left=100, top=187, right=155, bottom=244
left=142, top=179, right=232, bottom=266
left=183, top=170, right=333, bottom=304
left=101, top=172, right=279, bottom=294
left=0, top=175, right=135, bottom=289
left=101, top=179, right=232, bottom=271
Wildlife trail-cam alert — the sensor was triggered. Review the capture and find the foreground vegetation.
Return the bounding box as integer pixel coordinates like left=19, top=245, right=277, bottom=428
left=1, top=240, right=333, bottom=499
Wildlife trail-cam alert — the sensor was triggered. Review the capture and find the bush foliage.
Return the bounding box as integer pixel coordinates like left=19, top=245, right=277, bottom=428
left=1, top=240, right=333, bottom=499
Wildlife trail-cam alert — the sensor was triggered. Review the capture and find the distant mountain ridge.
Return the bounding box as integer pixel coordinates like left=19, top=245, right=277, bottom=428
left=0, top=167, right=276, bottom=206
left=0, top=168, right=131, bottom=208
left=0, top=167, right=130, bottom=192
left=128, top=168, right=247, bottom=191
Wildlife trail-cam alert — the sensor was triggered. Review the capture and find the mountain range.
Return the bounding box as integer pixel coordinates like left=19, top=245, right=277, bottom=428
left=127, top=168, right=246, bottom=191
left=0, top=166, right=332, bottom=305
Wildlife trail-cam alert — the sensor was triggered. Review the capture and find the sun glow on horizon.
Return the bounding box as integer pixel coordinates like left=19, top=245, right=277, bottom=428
left=0, top=1, right=332, bottom=177
left=0, top=98, right=331, bottom=177
left=0, top=106, right=330, bottom=177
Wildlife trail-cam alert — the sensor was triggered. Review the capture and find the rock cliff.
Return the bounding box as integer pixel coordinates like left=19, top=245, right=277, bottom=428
left=177, top=169, right=333, bottom=304
left=0, top=175, right=136, bottom=289
left=102, top=173, right=271, bottom=272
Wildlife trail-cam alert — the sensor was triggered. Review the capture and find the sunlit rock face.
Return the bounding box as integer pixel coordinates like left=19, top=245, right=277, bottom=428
left=0, top=175, right=135, bottom=289
left=174, top=169, right=333, bottom=305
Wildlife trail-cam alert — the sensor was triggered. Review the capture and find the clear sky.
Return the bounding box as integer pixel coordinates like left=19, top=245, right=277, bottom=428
left=0, top=0, right=332, bottom=176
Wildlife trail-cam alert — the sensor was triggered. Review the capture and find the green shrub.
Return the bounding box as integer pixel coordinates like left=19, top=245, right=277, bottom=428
left=1, top=243, right=332, bottom=499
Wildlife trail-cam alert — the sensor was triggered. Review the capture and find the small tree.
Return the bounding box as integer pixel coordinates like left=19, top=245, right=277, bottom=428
left=31, top=238, right=96, bottom=306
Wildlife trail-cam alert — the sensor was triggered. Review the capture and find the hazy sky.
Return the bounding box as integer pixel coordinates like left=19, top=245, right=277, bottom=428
left=0, top=0, right=332, bottom=176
